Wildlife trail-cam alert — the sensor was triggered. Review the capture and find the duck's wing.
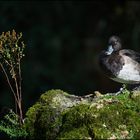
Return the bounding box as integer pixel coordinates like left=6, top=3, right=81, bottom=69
left=120, top=49, right=140, bottom=63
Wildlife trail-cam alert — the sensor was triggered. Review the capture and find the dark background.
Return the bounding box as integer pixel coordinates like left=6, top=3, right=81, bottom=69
left=0, top=1, right=140, bottom=139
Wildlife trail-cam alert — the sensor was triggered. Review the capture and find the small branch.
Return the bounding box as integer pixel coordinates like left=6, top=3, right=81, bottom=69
left=18, top=58, right=22, bottom=101
left=0, top=63, right=18, bottom=104
left=18, top=59, right=23, bottom=122
left=17, top=101, right=23, bottom=124
left=12, top=65, right=23, bottom=124
left=13, top=73, right=20, bottom=101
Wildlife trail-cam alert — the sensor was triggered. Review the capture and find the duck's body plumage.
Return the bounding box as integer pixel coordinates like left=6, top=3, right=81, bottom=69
left=99, top=36, right=140, bottom=84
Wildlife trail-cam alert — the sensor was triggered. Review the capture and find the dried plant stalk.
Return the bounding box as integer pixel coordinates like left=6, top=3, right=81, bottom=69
left=0, top=30, right=25, bottom=124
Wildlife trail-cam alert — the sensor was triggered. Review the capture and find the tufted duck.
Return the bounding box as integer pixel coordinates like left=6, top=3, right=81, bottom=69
left=99, top=36, right=140, bottom=84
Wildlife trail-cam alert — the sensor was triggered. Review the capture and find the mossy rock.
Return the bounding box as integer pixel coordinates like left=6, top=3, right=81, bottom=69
left=24, top=89, right=140, bottom=139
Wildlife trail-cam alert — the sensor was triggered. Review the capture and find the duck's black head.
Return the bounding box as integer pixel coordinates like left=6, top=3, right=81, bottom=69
left=105, top=36, right=122, bottom=55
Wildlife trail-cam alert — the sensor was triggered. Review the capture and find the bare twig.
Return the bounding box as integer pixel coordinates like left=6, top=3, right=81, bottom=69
left=11, top=62, right=23, bottom=124
left=0, top=63, right=19, bottom=117
left=0, top=63, right=18, bottom=103
left=18, top=59, right=23, bottom=124
left=18, top=57, right=22, bottom=102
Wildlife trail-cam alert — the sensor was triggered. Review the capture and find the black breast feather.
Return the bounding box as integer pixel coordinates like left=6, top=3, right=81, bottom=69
left=99, top=51, right=124, bottom=77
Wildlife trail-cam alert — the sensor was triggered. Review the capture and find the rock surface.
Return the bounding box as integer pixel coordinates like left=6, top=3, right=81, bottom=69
left=24, top=89, right=140, bottom=139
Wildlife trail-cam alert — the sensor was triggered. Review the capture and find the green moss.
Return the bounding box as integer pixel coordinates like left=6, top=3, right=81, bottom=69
left=40, top=89, right=69, bottom=104
left=91, top=103, right=140, bottom=139
left=57, top=126, right=90, bottom=139
left=57, top=103, right=111, bottom=139
left=57, top=104, right=93, bottom=139
left=24, top=89, right=74, bottom=140
left=24, top=89, right=140, bottom=139
left=24, top=102, right=41, bottom=138
left=57, top=91, right=140, bottom=139
left=89, top=91, right=140, bottom=139
left=60, top=104, right=89, bottom=130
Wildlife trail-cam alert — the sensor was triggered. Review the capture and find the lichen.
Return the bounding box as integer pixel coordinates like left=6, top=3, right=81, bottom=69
left=24, top=89, right=140, bottom=139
